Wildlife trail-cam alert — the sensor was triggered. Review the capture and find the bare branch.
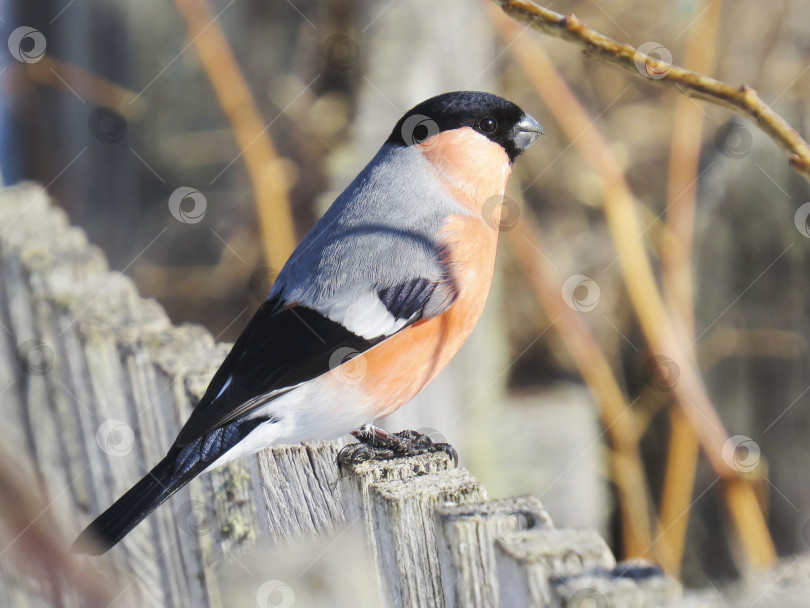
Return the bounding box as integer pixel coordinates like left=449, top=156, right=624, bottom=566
left=494, top=0, right=810, bottom=181
left=175, top=0, right=298, bottom=271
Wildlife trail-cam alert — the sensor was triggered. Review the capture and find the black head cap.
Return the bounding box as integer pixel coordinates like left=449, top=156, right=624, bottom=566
left=386, top=91, right=543, bottom=162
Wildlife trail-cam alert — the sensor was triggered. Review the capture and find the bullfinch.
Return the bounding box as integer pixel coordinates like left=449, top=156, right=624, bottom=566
left=74, top=91, right=543, bottom=554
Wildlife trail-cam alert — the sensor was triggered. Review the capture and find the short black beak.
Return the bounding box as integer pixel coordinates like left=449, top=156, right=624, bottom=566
left=514, top=113, right=544, bottom=151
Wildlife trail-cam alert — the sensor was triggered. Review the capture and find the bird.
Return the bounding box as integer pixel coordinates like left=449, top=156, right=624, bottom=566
left=74, top=91, right=543, bottom=554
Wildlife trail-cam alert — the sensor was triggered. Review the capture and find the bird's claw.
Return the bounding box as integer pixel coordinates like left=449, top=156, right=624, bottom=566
left=390, top=430, right=459, bottom=467
left=337, top=428, right=458, bottom=469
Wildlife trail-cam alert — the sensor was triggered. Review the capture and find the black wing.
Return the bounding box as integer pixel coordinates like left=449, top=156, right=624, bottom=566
left=175, top=275, right=458, bottom=449
left=174, top=299, right=374, bottom=447
left=378, top=277, right=456, bottom=322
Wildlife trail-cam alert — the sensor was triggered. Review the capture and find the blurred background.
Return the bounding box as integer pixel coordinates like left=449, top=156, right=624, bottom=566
left=2, top=0, right=810, bottom=599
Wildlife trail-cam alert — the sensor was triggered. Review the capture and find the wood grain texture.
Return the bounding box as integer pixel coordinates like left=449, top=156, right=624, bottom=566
left=338, top=451, right=485, bottom=608
left=549, top=561, right=682, bottom=608
left=256, top=441, right=345, bottom=543
left=495, top=528, right=617, bottom=607
left=435, top=496, right=553, bottom=608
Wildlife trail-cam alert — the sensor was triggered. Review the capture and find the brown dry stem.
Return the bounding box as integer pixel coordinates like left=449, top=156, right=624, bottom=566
left=494, top=0, right=810, bottom=182
left=24, top=56, right=145, bottom=118
left=175, top=0, right=297, bottom=271
left=656, top=0, right=724, bottom=576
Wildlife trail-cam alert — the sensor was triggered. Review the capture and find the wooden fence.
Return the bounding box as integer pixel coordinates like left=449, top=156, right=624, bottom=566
left=0, top=181, right=807, bottom=607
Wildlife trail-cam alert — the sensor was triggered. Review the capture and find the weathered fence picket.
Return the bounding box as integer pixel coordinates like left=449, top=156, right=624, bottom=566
left=1, top=182, right=808, bottom=607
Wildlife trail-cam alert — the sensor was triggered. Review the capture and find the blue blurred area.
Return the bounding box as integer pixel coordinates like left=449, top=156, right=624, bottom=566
left=0, top=0, right=20, bottom=185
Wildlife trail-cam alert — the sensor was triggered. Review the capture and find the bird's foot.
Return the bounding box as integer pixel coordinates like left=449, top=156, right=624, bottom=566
left=337, top=426, right=458, bottom=468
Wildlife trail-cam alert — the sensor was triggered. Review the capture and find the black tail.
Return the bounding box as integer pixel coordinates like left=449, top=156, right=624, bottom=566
left=73, top=454, right=192, bottom=555
left=74, top=417, right=269, bottom=554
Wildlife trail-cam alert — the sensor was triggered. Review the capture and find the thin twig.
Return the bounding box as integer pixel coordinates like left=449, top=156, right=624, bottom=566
left=661, top=0, right=723, bottom=338
left=657, top=0, right=724, bottom=576
left=24, top=56, right=146, bottom=117
left=493, top=0, right=810, bottom=181
left=658, top=407, right=701, bottom=575
left=175, top=0, right=297, bottom=271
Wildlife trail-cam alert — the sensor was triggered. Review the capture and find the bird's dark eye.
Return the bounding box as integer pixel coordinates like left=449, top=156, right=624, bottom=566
left=479, top=117, right=498, bottom=133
